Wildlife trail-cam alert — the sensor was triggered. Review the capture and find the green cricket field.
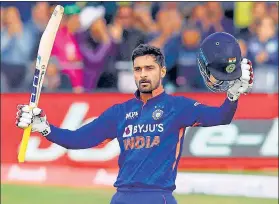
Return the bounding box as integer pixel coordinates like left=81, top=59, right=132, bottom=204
left=1, top=183, right=278, bottom=204
left=2, top=170, right=278, bottom=204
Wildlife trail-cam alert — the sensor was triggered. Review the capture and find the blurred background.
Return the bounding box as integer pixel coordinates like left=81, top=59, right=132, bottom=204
left=1, top=1, right=278, bottom=94
left=1, top=2, right=278, bottom=204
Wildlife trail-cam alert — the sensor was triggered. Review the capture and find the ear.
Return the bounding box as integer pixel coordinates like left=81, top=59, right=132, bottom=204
left=161, top=66, right=167, bottom=78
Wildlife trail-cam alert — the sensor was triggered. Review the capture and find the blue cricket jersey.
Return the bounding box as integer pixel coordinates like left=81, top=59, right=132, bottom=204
left=46, top=89, right=238, bottom=191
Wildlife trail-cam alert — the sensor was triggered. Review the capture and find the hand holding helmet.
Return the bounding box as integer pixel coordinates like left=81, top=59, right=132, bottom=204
left=197, top=32, right=254, bottom=101
left=227, top=58, right=254, bottom=101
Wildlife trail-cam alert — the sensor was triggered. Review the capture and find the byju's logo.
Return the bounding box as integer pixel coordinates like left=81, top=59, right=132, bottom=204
left=122, top=124, right=164, bottom=137
left=126, top=112, right=138, bottom=120
left=123, top=125, right=133, bottom=137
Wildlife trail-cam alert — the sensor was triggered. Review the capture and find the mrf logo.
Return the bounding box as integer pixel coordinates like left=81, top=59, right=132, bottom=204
left=126, top=112, right=138, bottom=120
left=122, top=124, right=163, bottom=150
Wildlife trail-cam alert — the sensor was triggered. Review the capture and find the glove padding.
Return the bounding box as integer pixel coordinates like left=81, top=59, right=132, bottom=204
left=227, top=58, right=254, bottom=101
left=16, top=105, right=51, bottom=137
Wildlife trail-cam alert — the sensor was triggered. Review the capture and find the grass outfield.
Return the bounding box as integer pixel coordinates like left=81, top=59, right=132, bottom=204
left=2, top=170, right=278, bottom=204
left=180, top=169, right=278, bottom=176
left=1, top=183, right=277, bottom=204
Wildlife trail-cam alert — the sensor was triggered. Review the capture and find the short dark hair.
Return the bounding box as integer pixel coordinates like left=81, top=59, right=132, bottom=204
left=131, top=44, right=166, bottom=67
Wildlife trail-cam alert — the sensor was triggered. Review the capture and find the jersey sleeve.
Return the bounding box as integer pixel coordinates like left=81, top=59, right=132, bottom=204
left=176, top=96, right=238, bottom=127
left=46, top=104, right=120, bottom=149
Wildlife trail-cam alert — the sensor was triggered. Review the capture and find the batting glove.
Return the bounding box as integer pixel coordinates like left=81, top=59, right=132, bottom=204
left=16, top=105, right=51, bottom=137
left=227, top=58, right=254, bottom=101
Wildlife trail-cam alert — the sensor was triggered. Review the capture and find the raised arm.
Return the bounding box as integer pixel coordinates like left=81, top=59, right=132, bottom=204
left=177, top=57, right=254, bottom=128
left=177, top=97, right=238, bottom=128
left=16, top=104, right=121, bottom=149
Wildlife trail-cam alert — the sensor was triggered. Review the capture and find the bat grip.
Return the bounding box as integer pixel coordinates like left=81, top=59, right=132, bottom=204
left=18, top=125, right=32, bottom=163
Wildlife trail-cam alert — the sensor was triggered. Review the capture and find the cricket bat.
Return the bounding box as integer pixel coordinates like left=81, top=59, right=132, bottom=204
left=17, top=5, right=64, bottom=163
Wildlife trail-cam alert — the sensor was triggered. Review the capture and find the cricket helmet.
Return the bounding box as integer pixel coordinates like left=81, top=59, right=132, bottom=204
left=197, top=32, right=242, bottom=92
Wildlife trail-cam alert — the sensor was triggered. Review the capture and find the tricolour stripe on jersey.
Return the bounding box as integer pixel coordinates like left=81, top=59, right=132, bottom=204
left=172, top=127, right=185, bottom=170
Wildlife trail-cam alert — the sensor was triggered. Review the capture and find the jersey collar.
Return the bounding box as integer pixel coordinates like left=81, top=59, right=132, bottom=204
left=134, top=85, right=165, bottom=104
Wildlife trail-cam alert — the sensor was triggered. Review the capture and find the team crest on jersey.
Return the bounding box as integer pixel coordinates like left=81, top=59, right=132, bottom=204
left=152, top=109, right=164, bottom=120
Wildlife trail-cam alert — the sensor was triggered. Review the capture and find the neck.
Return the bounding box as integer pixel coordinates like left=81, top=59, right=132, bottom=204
left=140, top=92, right=153, bottom=103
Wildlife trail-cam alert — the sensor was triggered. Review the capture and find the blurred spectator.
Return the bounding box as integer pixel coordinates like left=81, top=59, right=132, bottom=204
left=143, top=6, right=183, bottom=91
left=248, top=2, right=268, bottom=36
left=101, top=2, right=118, bottom=24
left=176, top=25, right=206, bottom=91
left=177, top=2, right=200, bottom=18
left=1, top=72, right=9, bottom=93
left=1, top=6, right=36, bottom=89
left=248, top=14, right=278, bottom=93
left=190, top=4, right=213, bottom=39
left=252, top=2, right=268, bottom=22
left=191, top=3, right=235, bottom=39
left=27, top=2, right=50, bottom=34
left=26, top=2, right=51, bottom=59
left=148, top=9, right=174, bottom=49
left=147, top=7, right=183, bottom=69
left=1, top=2, right=33, bottom=22
left=23, top=58, right=72, bottom=92
left=1, top=7, right=5, bottom=29
left=42, top=59, right=72, bottom=92
left=133, top=2, right=157, bottom=34
left=269, top=3, right=278, bottom=29
left=105, top=4, right=147, bottom=91
left=76, top=6, right=117, bottom=92
left=51, top=4, right=84, bottom=93
left=248, top=15, right=278, bottom=67
left=109, top=4, right=146, bottom=61
left=160, top=2, right=183, bottom=34
left=148, top=2, right=183, bottom=40
left=1, top=7, right=35, bottom=65
left=206, top=2, right=235, bottom=35
left=238, top=39, right=248, bottom=58
left=1, top=2, right=278, bottom=94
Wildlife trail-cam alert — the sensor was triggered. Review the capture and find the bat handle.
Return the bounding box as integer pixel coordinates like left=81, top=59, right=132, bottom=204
left=18, top=125, right=32, bottom=163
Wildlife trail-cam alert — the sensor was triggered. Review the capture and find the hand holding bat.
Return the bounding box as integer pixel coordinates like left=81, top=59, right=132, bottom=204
left=16, top=105, right=50, bottom=136
left=16, top=5, right=64, bottom=163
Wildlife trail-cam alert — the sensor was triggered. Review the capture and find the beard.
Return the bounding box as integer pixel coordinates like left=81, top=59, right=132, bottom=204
left=136, top=78, right=160, bottom=94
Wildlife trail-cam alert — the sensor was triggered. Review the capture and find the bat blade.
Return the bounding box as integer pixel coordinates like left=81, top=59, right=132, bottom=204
left=30, top=5, right=64, bottom=106
left=18, top=5, right=64, bottom=163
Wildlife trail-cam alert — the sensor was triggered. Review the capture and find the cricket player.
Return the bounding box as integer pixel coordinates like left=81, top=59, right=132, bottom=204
left=16, top=32, right=253, bottom=204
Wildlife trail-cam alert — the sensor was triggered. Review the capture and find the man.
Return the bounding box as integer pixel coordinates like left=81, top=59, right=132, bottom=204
left=76, top=6, right=116, bottom=91
left=16, top=32, right=253, bottom=204
left=1, top=6, right=35, bottom=90
left=109, top=4, right=146, bottom=60
left=50, top=4, right=84, bottom=93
